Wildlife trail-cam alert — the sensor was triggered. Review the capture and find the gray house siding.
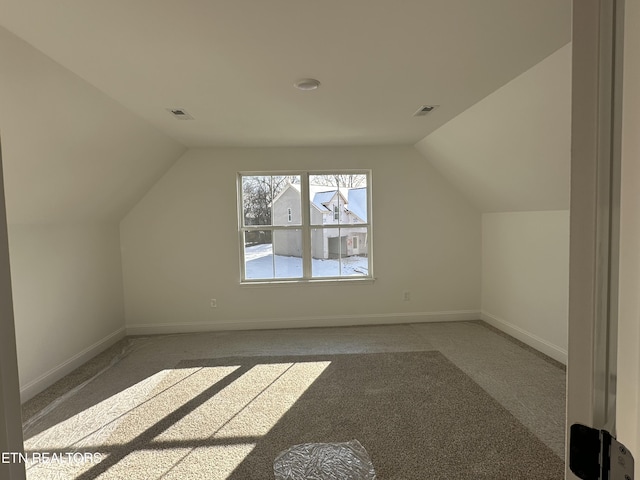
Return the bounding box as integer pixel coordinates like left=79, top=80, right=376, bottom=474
left=274, top=230, right=302, bottom=257
left=273, top=187, right=302, bottom=257
left=273, top=187, right=301, bottom=226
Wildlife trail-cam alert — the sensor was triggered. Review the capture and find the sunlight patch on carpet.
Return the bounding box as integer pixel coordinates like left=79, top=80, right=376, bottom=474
left=216, top=361, right=331, bottom=438
left=155, top=361, right=330, bottom=442
left=24, top=366, right=241, bottom=452
left=23, top=361, right=330, bottom=479
left=25, top=369, right=172, bottom=451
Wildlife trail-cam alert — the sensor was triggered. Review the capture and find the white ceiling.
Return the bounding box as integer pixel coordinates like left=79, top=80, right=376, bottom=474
left=0, top=0, right=571, bottom=148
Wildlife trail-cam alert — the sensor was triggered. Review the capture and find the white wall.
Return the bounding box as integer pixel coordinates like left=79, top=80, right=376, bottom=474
left=0, top=144, right=25, bottom=479
left=7, top=223, right=126, bottom=401
left=121, top=146, right=481, bottom=333
left=0, top=26, right=186, bottom=401
left=481, top=211, right=569, bottom=363
left=415, top=46, right=571, bottom=366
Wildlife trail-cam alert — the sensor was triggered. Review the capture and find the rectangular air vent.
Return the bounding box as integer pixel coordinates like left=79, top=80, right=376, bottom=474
left=413, top=105, right=439, bottom=117
left=166, top=108, right=194, bottom=120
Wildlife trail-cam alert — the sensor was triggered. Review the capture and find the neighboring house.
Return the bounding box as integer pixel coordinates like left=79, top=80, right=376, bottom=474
left=272, top=183, right=368, bottom=259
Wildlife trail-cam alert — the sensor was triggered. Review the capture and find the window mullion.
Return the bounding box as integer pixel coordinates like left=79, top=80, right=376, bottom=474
left=270, top=178, right=275, bottom=277
left=301, top=174, right=312, bottom=279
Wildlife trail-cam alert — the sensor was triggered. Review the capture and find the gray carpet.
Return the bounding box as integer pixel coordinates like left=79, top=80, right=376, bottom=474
left=25, top=351, right=563, bottom=479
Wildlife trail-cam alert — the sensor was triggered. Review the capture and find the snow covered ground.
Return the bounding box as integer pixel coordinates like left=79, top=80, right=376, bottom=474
left=245, top=243, right=368, bottom=279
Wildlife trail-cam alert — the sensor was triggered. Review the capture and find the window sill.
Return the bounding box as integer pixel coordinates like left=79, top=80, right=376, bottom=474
left=240, top=277, right=376, bottom=287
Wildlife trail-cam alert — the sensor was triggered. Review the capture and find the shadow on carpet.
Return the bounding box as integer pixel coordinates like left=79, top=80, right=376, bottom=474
left=182, top=351, right=564, bottom=479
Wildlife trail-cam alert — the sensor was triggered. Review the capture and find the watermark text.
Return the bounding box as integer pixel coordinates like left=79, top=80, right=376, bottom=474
left=1, top=452, right=103, bottom=464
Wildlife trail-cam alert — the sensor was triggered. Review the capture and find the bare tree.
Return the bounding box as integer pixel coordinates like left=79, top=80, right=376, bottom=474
left=242, top=175, right=298, bottom=227
left=309, top=174, right=366, bottom=188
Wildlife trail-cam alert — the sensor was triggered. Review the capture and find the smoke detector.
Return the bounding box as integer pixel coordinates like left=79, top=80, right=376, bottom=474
left=413, top=105, right=439, bottom=117
left=166, top=108, right=194, bottom=120
left=294, top=78, right=321, bottom=91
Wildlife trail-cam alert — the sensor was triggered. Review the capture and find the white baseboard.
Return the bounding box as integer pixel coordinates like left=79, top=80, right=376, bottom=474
left=126, top=310, right=480, bottom=336
left=481, top=311, right=567, bottom=365
left=20, top=327, right=126, bottom=403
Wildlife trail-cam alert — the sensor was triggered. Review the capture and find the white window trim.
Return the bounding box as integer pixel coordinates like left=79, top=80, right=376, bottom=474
left=237, top=170, right=373, bottom=284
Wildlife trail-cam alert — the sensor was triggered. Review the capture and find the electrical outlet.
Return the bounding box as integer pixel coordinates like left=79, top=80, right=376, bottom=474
left=403, top=291, right=411, bottom=301
left=210, top=298, right=217, bottom=308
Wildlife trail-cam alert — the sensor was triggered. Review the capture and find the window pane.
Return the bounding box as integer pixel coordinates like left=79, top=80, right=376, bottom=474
left=242, top=175, right=301, bottom=226
left=242, top=176, right=272, bottom=226
left=244, top=230, right=274, bottom=279
left=311, top=228, right=340, bottom=277
left=309, top=175, right=340, bottom=226
left=309, top=174, right=367, bottom=226
left=311, top=227, right=369, bottom=278
left=273, top=229, right=303, bottom=278
left=341, top=226, right=369, bottom=276
left=272, top=175, right=302, bottom=226
left=344, top=176, right=367, bottom=225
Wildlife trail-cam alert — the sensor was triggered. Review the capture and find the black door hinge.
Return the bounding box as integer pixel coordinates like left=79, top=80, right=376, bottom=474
left=570, top=424, right=634, bottom=480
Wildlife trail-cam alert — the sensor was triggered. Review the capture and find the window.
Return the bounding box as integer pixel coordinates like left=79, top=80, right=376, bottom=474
left=238, top=171, right=372, bottom=282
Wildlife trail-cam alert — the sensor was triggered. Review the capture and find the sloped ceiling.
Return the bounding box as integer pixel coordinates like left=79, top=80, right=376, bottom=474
left=0, top=0, right=571, bottom=147
left=0, top=1, right=572, bottom=223
left=415, top=44, right=571, bottom=213
left=0, top=27, right=186, bottom=224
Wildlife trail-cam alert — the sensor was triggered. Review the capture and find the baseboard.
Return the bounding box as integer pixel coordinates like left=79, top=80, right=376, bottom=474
left=480, top=312, right=567, bottom=365
left=126, top=310, right=480, bottom=336
left=20, top=327, right=126, bottom=403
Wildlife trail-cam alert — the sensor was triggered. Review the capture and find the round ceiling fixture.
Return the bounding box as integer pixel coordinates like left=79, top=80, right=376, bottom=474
left=294, top=78, right=321, bottom=91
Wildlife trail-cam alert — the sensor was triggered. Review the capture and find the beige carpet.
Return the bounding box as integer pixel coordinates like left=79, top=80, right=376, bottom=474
left=24, top=351, right=563, bottom=479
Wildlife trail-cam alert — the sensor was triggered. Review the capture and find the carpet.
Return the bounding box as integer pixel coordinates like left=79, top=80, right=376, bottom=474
left=25, top=351, right=564, bottom=479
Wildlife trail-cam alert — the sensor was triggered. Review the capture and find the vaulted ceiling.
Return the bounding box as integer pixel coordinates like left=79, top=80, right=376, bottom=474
left=0, top=0, right=571, bottom=222
left=0, top=0, right=570, bottom=147
left=0, top=28, right=186, bottom=224
left=416, top=44, right=571, bottom=212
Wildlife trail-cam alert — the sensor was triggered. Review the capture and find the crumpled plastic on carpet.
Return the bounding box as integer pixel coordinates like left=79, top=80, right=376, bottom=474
left=273, top=440, right=377, bottom=480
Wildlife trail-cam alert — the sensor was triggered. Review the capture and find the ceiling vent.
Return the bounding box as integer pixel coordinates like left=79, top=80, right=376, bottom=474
left=167, top=108, right=194, bottom=120
left=413, top=105, right=439, bottom=117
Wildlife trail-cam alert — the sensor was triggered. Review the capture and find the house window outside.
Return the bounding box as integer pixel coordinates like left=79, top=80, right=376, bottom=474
left=238, top=171, right=372, bottom=282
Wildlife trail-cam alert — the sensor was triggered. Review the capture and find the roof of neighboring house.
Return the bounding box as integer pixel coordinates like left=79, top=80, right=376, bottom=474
left=346, top=187, right=367, bottom=222
left=277, top=183, right=367, bottom=220
left=311, top=190, right=337, bottom=211
left=286, top=183, right=346, bottom=212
